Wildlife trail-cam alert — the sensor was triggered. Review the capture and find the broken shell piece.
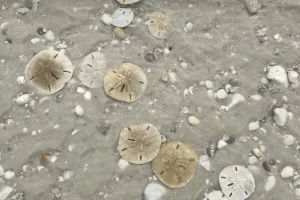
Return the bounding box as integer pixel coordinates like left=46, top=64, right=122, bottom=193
left=252, top=148, right=262, bottom=158
left=117, top=123, right=161, bottom=164
left=219, top=165, right=255, bottom=200
left=4, top=171, right=16, bottom=180
left=273, top=108, right=288, bottom=127
left=111, top=8, right=134, bottom=28
left=216, top=89, right=228, bottom=99
left=0, top=186, right=13, bottom=200
left=15, top=94, right=30, bottom=105
left=61, top=170, right=74, bottom=181
left=264, top=176, right=276, bottom=192
left=25, top=49, right=74, bottom=95
left=40, top=152, right=57, bottom=166
left=283, top=135, right=295, bottom=146
left=148, top=12, right=168, bottom=39
left=280, top=166, right=294, bottom=179
left=217, top=140, right=227, bottom=150
left=74, top=105, right=84, bottom=116
left=267, top=65, right=288, bottom=88
left=199, top=155, right=210, bottom=171
left=144, top=183, right=166, bottom=200
left=117, top=0, right=140, bottom=4
left=101, top=13, right=112, bottom=25
left=203, top=190, right=228, bottom=200
left=152, top=141, right=198, bottom=188
left=77, top=52, right=106, bottom=88
left=248, top=122, right=259, bottom=131
left=245, top=0, right=261, bottom=14
left=188, top=116, right=200, bottom=126
left=104, top=63, right=147, bottom=103
left=117, top=158, right=129, bottom=170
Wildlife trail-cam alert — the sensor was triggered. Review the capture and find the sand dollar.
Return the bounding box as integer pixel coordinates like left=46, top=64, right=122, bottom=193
left=112, top=8, right=134, bottom=28
left=104, top=63, right=147, bottom=102
left=117, top=123, right=161, bottom=164
left=25, top=49, right=73, bottom=95
left=148, top=12, right=168, bottom=39
left=219, top=165, right=255, bottom=200
left=117, top=0, right=140, bottom=4
left=152, top=141, right=198, bottom=188
left=77, top=52, right=106, bottom=88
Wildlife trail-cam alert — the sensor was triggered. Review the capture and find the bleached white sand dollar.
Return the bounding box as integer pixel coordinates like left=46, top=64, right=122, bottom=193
left=219, top=165, right=255, bottom=200
left=111, top=8, right=134, bottom=28
left=203, top=190, right=228, bottom=200
left=144, top=183, right=166, bottom=200
left=77, top=52, right=106, bottom=88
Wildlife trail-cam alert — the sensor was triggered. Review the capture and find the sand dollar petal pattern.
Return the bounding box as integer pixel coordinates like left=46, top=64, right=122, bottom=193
left=112, top=8, right=134, bottom=28
left=219, top=165, right=255, bottom=200
left=117, top=123, right=161, bottom=164
left=203, top=190, right=228, bottom=200
left=152, top=141, right=198, bottom=188
left=148, top=12, right=168, bottom=39
left=25, top=49, right=74, bottom=95
left=104, top=63, right=147, bottom=103
left=77, top=52, right=106, bottom=88
left=117, top=0, right=140, bottom=4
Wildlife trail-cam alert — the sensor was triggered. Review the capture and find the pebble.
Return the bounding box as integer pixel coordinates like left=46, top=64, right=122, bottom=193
left=283, top=135, right=295, bottom=146
left=264, top=176, right=276, bottom=192
left=37, top=27, right=46, bottom=35
left=215, top=89, right=228, bottom=99
left=17, top=7, right=30, bottom=15
left=61, top=170, right=74, bottom=181
left=144, top=183, right=166, bottom=200
left=188, top=116, right=200, bottom=126
left=267, top=65, right=289, bottom=88
left=16, top=76, right=25, bottom=84
left=273, top=108, right=288, bottom=127
left=288, top=71, right=299, bottom=88
left=45, top=30, right=55, bottom=41
left=217, top=140, right=227, bottom=150
left=249, top=156, right=258, bottom=165
left=74, top=105, right=84, bottom=116
left=52, top=187, right=62, bottom=198
left=76, top=87, right=85, bottom=94
left=207, top=143, right=217, bottom=157
left=113, top=27, right=126, bottom=40
left=248, top=121, right=260, bottom=131
left=184, top=22, right=193, bottom=32
left=205, top=80, right=213, bottom=89
left=164, top=48, right=170, bottom=55
left=84, top=91, right=92, bottom=100
left=0, top=165, right=4, bottom=176
left=31, top=38, right=40, bottom=44
left=180, top=62, right=187, bottom=69
left=245, top=0, right=261, bottom=14
left=0, top=186, right=13, bottom=200
left=199, top=155, right=210, bottom=171
left=56, top=43, right=67, bottom=49
left=253, top=148, right=262, bottom=158
left=280, top=166, right=294, bottom=179
left=101, top=13, right=112, bottom=25
left=4, top=171, right=15, bottom=180
left=118, top=158, right=129, bottom=170
left=16, top=94, right=30, bottom=105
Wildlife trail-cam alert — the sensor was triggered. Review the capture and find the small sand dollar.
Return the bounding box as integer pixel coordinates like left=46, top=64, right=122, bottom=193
left=112, top=8, right=134, bottom=28
left=117, top=0, right=140, bottom=4
left=25, top=49, right=73, bottom=95
left=219, top=165, right=255, bottom=200
left=117, top=123, right=161, bottom=164
left=148, top=12, right=168, bottom=39
left=77, top=52, right=106, bottom=88
left=152, top=141, right=198, bottom=188
left=104, top=63, right=147, bottom=102
left=203, top=190, right=228, bottom=200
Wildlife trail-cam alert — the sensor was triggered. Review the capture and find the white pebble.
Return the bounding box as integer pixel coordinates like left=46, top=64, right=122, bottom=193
left=281, top=166, right=294, bottom=179
left=205, top=80, right=213, bottom=89
left=283, top=135, right=295, bottom=146
left=250, top=94, right=262, bottom=101
left=184, top=22, right=194, bottom=32
left=188, top=116, right=200, bottom=126
left=62, top=170, right=74, bottom=181
left=16, top=76, right=25, bottom=84
left=4, top=171, right=15, bottom=180
left=84, top=91, right=92, bottom=100
left=273, top=108, right=288, bottom=127
left=117, top=158, right=129, bottom=170
left=68, top=145, right=75, bottom=152
left=74, top=105, right=84, bottom=116
left=199, top=155, right=210, bottom=171
left=215, top=89, right=227, bottom=99
left=217, top=140, right=227, bottom=150
left=23, top=127, right=28, bottom=134
left=56, top=43, right=67, bottom=49
left=31, top=131, right=37, bottom=136
left=288, top=70, right=299, bottom=84
left=17, top=7, right=29, bottom=15
left=0, top=165, right=4, bottom=176
left=15, top=94, right=30, bottom=105
left=248, top=122, right=260, bottom=131
left=76, top=87, right=85, bottom=94
left=248, top=156, right=258, bottom=165
left=168, top=72, right=177, bottom=83
left=264, top=176, right=276, bottom=192
left=31, top=38, right=40, bottom=44
left=144, top=183, right=166, bottom=200
left=274, top=34, right=280, bottom=40
left=207, top=90, right=214, bottom=97
left=295, top=188, right=300, bottom=197
left=163, top=48, right=170, bottom=55
left=267, top=65, right=288, bottom=88
left=180, top=62, right=188, bottom=69
left=101, top=13, right=112, bottom=25
left=0, top=186, right=13, bottom=200
left=45, top=30, right=55, bottom=42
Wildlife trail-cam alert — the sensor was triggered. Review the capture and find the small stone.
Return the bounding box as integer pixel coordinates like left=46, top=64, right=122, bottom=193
left=273, top=108, right=288, bottom=127
left=97, top=123, right=111, bottom=135
left=113, top=27, right=126, bottom=40
left=245, top=0, right=261, bottom=14
left=144, top=53, right=156, bottom=63
left=217, top=140, right=227, bottom=150
left=31, top=38, right=40, bottom=44
left=61, top=170, right=74, bottom=181
left=280, top=166, right=294, bottom=179
left=4, top=171, right=15, bottom=180
left=207, top=143, right=217, bottom=157
left=188, top=116, right=200, bottom=126
left=199, top=155, right=210, bottom=171
left=0, top=186, right=13, bottom=200
left=17, top=7, right=30, bottom=15
left=16, top=94, right=30, bottom=105
left=76, top=87, right=85, bottom=94
left=144, top=183, right=166, bottom=200
left=168, top=72, right=177, bottom=83
left=293, top=178, right=300, bottom=188
left=31, top=131, right=37, bottom=136
left=101, top=13, right=112, bottom=25
left=267, top=65, right=288, bottom=88
left=283, top=135, right=295, bottom=146
left=37, top=27, right=45, bottom=35
left=56, top=43, right=67, bottom=49
left=253, top=148, right=262, bottom=158
left=264, top=176, right=276, bottom=192
left=17, top=76, right=25, bottom=84
left=248, top=156, right=258, bottom=165
left=248, top=121, right=260, bottom=131
left=84, top=91, right=92, bottom=100
left=45, top=30, right=55, bottom=41
left=180, top=62, right=188, bottom=69
left=52, top=187, right=62, bottom=198
left=205, top=80, right=213, bottom=89
left=0, top=165, right=4, bottom=176
left=216, top=89, right=228, bottom=99
left=184, top=22, right=193, bottom=32
left=117, top=158, right=129, bottom=170
left=288, top=70, right=299, bottom=84
left=74, top=105, right=84, bottom=116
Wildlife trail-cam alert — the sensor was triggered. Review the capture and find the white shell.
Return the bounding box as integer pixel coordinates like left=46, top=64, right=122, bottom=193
left=280, top=166, right=294, bottom=179
left=111, top=8, right=134, bottom=28
left=17, top=76, right=25, bottom=84
left=188, top=116, right=200, bottom=126
left=273, top=108, right=288, bottom=127
left=267, top=65, right=288, bottom=88
left=101, top=13, right=112, bottom=25
left=216, top=89, right=228, bottom=99
left=283, top=135, right=295, bottom=146
left=74, top=105, right=84, bottom=116
left=264, top=176, right=276, bottom=192
left=144, top=183, right=166, bottom=200
left=248, top=122, right=259, bottom=131
left=203, top=190, right=228, bottom=200
left=4, top=171, right=16, bottom=180
left=288, top=70, right=299, bottom=83
left=219, top=165, right=255, bottom=200
left=217, top=140, right=228, bottom=150
left=118, top=158, right=129, bottom=170
left=16, top=94, right=30, bottom=105
left=199, top=155, right=211, bottom=171
left=0, top=186, right=13, bottom=200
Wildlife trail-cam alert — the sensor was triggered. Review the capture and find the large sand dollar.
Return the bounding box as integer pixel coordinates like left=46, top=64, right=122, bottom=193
left=117, top=123, right=161, bottom=164
left=148, top=12, right=168, bottom=39
left=25, top=49, right=73, bottom=95
left=104, top=63, right=147, bottom=102
left=152, top=141, right=198, bottom=188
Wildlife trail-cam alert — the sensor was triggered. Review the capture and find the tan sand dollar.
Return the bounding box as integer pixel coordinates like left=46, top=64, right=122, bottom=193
left=117, top=123, right=161, bottom=164
left=104, top=63, right=147, bottom=102
left=148, top=12, right=168, bottom=39
left=25, top=49, right=73, bottom=95
left=77, top=52, right=106, bottom=88
left=117, top=0, right=140, bottom=5
left=152, top=141, right=198, bottom=188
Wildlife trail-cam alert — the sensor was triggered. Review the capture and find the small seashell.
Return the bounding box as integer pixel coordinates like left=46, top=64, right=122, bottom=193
left=264, top=176, right=276, bottom=192
left=113, top=27, right=126, bottom=40
left=267, top=65, right=288, bottom=88
left=245, top=0, right=261, bottom=14
left=4, top=171, right=15, bottom=180
left=280, top=166, right=294, bottom=179
left=61, top=170, right=74, bottom=181
left=252, top=148, right=262, bottom=158
left=217, top=140, right=227, bottom=150
left=30, top=38, right=40, bottom=44
left=16, top=94, right=30, bottom=105
left=215, top=89, right=228, bottom=99
left=184, top=22, right=194, bottom=32
left=283, top=135, right=295, bottom=146
left=40, top=152, right=57, bottom=166
left=45, top=30, right=55, bottom=41
left=101, top=13, right=112, bottom=25
left=248, top=121, right=260, bottom=131
left=17, top=76, right=25, bottom=84
left=17, top=7, right=30, bottom=15
left=84, top=91, right=92, bottom=100
left=117, top=158, right=129, bottom=170
left=188, top=116, right=200, bottom=126
left=161, top=135, right=167, bottom=143
left=74, top=105, right=84, bottom=116
left=199, top=155, right=210, bottom=171
left=205, top=80, right=213, bottom=89
left=273, top=108, right=288, bottom=127
left=76, top=87, right=85, bottom=94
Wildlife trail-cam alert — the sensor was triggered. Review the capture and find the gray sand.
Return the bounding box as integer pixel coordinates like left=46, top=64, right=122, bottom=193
left=1, top=0, right=300, bottom=199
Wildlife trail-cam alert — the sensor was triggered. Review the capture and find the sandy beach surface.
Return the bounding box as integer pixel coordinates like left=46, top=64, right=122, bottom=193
left=1, top=0, right=300, bottom=199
